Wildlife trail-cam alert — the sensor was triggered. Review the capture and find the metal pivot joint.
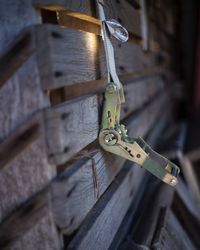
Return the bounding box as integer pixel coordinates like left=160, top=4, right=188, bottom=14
left=97, top=0, right=180, bottom=186
left=99, top=83, right=180, bottom=186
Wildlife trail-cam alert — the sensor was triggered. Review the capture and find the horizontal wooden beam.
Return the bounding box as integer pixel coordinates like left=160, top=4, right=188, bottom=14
left=49, top=68, right=165, bottom=102
left=33, top=24, right=157, bottom=90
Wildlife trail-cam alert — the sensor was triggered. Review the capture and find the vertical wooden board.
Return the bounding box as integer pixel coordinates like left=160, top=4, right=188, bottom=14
left=67, top=162, right=145, bottom=250
left=0, top=0, right=40, bottom=55
left=44, top=95, right=99, bottom=165
left=0, top=54, right=47, bottom=142
left=0, top=114, right=56, bottom=222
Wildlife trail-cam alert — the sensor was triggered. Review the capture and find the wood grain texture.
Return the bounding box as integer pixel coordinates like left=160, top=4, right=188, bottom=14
left=0, top=113, right=56, bottom=222
left=58, top=11, right=100, bottom=35
left=33, top=0, right=93, bottom=14
left=44, top=95, right=99, bottom=165
left=50, top=91, right=169, bottom=235
left=0, top=190, right=61, bottom=250
left=0, top=0, right=39, bottom=55
left=49, top=67, right=165, bottom=102
left=121, top=76, right=163, bottom=119
left=11, top=211, right=61, bottom=250
left=103, top=0, right=141, bottom=36
left=151, top=209, right=196, bottom=250
left=0, top=31, right=34, bottom=88
left=33, top=0, right=141, bottom=35
left=35, top=24, right=100, bottom=90
left=0, top=54, right=48, bottom=142
left=67, top=162, right=145, bottom=250
left=34, top=24, right=155, bottom=90
left=45, top=88, right=167, bottom=166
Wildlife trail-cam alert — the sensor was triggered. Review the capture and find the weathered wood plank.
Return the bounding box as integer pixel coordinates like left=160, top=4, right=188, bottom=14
left=33, top=0, right=93, bottom=14
left=11, top=211, right=61, bottom=250
left=58, top=12, right=100, bottom=35
left=34, top=24, right=155, bottom=90
left=45, top=86, right=167, bottom=166
left=152, top=209, right=196, bottom=250
left=0, top=189, right=61, bottom=250
left=103, top=0, right=141, bottom=36
left=0, top=24, right=160, bottom=99
left=0, top=0, right=39, bottom=55
left=50, top=91, right=169, bottom=234
left=33, top=0, right=141, bottom=35
left=121, top=76, right=163, bottom=119
left=109, top=108, right=172, bottom=250
left=0, top=53, right=48, bottom=142
left=44, top=95, right=99, bottom=165
left=0, top=113, right=56, bottom=222
left=0, top=31, right=34, bottom=88
left=49, top=67, right=165, bottom=102
left=176, top=180, right=200, bottom=221
left=67, top=161, right=145, bottom=250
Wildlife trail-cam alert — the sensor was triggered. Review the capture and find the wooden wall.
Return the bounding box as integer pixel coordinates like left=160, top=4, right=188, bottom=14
left=0, top=0, right=200, bottom=249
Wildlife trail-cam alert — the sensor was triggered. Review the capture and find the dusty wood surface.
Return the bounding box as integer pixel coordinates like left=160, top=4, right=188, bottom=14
left=150, top=209, right=196, bottom=250
left=0, top=113, right=56, bottom=222
left=45, top=88, right=167, bottom=166
left=34, top=24, right=155, bottom=90
left=0, top=54, right=48, bottom=142
left=33, top=0, right=141, bottom=35
left=67, top=161, right=145, bottom=250
left=44, top=95, right=99, bottom=165
left=0, top=0, right=40, bottom=55
left=0, top=190, right=61, bottom=250
left=33, top=0, right=94, bottom=14
left=50, top=68, right=165, bottom=102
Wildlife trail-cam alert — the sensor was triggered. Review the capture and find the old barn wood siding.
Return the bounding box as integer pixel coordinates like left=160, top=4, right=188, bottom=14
left=0, top=0, right=183, bottom=249
left=67, top=162, right=143, bottom=250
left=50, top=91, right=169, bottom=234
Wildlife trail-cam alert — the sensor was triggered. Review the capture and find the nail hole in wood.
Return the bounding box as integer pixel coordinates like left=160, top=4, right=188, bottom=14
left=64, top=146, right=69, bottom=153
left=61, top=113, right=69, bottom=120
left=54, top=71, right=63, bottom=77
left=51, top=31, right=63, bottom=39
left=123, top=107, right=128, bottom=113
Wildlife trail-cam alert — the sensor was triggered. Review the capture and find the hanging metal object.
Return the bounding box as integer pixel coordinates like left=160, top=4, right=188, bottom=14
left=97, top=0, right=180, bottom=186
left=104, top=19, right=129, bottom=43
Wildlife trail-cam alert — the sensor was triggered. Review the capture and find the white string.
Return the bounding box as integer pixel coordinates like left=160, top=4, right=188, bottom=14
left=97, top=0, right=122, bottom=88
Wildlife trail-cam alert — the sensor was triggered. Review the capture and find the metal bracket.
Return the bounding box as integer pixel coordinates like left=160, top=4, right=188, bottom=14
left=99, top=82, right=180, bottom=186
